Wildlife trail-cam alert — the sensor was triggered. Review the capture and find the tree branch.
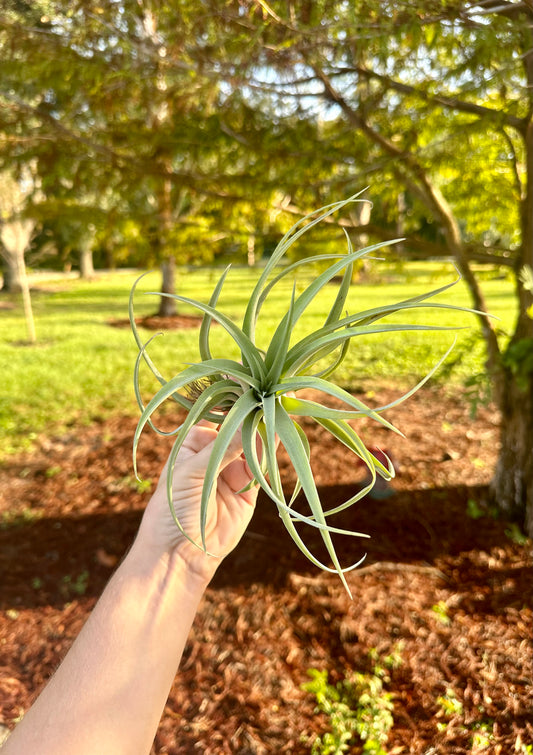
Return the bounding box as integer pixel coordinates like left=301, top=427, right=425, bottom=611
left=310, top=61, right=503, bottom=368
left=351, top=66, right=527, bottom=135
left=501, top=126, right=527, bottom=200
left=1, top=95, right=126, bottom=164
left=276, top=203, right=516, bottom=266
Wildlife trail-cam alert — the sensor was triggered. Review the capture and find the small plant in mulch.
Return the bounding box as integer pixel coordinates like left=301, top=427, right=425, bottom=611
left=302, top=647, right=402, bottom=754
left=130, top=194, right=471, bottom=594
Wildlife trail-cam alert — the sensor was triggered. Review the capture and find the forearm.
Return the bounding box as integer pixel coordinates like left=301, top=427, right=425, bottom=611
left=2, top=537, right=211, bottom=755
left=2, top=423, right=255, bottom=755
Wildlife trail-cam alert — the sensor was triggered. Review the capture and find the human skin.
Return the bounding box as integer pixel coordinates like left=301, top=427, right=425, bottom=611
left=1, top=422, right=259, bottom=755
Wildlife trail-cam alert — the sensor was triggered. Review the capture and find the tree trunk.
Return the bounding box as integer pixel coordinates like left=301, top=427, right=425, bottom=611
left=355, top=200, right=372, bottom=278
left=155, top=170, right=176, bottom=317
left=158, top=256, right=177, bottom=317
left=396, top=192, right=406, bottom=256
left=0, top=245, right=24, bottom=292
left=19, top=252, right=36, bottom=343
left=247, top=234, right=256, bottom=267
left=79, top=243, right=95, bottom=279
left=491, top=29, right=533, bottom=536
left=0, top=218, right=36, bottom=341
left=490, top=367, right=533, bottom=537
left=492, top=3, right=533, bottom=537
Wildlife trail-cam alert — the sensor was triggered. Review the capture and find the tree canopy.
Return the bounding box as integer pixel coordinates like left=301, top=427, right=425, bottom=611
left=1, top=0, right=532, bottom=531
left=2, top=2, right=529, bottom=266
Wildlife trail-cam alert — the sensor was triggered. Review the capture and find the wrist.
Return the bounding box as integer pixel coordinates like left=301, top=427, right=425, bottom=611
left=125, top=529, right=215, bottom=600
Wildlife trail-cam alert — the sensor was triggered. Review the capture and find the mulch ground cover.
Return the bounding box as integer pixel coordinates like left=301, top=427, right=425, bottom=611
left=1, top=385, right=532, bottom=754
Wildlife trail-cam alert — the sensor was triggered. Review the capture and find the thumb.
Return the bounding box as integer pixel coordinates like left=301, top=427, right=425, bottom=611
left=218, top=428, right=259, bottom=496
left=218, top=426, right=246, bottom=471
left=182, top=425, right=246, bottom=480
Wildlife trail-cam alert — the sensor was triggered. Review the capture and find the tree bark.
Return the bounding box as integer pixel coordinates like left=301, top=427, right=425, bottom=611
left=0, top=218, right=36, bottom=341
left=78, top=224, right=97, bottom=279
left=1, top=248, right=24, bottom=292
left=493, top=20, right=533, bottom=536
left=156, top=172, right=177, bottom=317
left=79, top=246, right=95, bottom=279
left=247, top=234, right=256, bottom=267
left=490, top=368, right=533, bottom=537
left=158, top=256, right=177, bottom=317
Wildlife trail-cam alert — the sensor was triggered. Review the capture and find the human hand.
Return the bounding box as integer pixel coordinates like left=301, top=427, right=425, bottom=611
left=136, top=421, right=259, bottom=583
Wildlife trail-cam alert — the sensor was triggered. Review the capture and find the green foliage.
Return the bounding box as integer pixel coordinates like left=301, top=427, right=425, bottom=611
left=0, top=0, right=271, bottom=268
left=1, top=2, right=529, bottom=274
left=463, top=372, right=492, bottom=419
left=466, top=497, right=500, bottom=522
left=0, top=509, right=42, bottom=531
left=302, top=650, right=401, bottom=754
left=502, top=338, right=533, bottom=391
left=431, top=601, right=451, bottom=626
left=466, top=499, right=486, bottom=521
left=436, top=688, right=464, bottom=723
left=504, top=523, right=530, bottom=546
left=436, top=687, right=480, bottom=738
left=470, top=721, right=494, bottom=750
left=60, top=570, right=89, bottom=598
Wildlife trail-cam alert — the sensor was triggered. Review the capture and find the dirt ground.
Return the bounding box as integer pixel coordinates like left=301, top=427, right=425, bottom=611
left=1, top=383, right=532, bottom=754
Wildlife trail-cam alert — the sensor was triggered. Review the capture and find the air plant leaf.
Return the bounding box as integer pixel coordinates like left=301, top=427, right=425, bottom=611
left=131, top=194, right=473, bottom=595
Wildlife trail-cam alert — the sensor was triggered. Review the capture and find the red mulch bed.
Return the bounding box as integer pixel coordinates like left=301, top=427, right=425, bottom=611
left=1, top=386, right=532, bottom=753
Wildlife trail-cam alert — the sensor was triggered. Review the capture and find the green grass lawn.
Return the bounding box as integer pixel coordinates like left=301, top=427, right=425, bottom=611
left=0, top=262, right=516, bottom=459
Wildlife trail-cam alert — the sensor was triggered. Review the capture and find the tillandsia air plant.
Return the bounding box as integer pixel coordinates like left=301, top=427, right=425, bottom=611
left=130, top=194, right=467, bottom=596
